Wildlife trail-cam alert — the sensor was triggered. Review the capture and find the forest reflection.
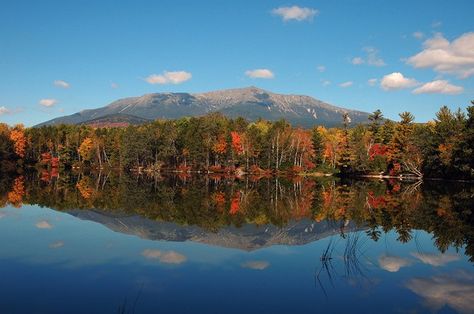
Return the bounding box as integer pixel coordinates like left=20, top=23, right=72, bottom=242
left=1, top=171, right=473, bottom=261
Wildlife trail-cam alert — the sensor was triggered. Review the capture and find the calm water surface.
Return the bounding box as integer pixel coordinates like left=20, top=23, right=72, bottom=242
left=0, top=173, right=473, bottom=313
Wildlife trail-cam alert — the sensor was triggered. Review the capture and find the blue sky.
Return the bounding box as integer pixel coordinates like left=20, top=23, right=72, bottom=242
left=0, top=0, right=473, bottom=126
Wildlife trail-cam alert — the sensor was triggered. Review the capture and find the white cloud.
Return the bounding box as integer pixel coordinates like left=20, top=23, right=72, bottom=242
left=0, top=106, right=10, bottom=115
left=368, top=78, right=378, bottom=86
left=407, top=32, right=474, bottom=78
left=413, top=31, right=425, bottom=40
left=241, top=260, right=270, bottom=270
left=406, top=272, right=474, bottom=313
left=142, top=249, right=187, bottom=264
left=272, top=6, right=318, bottom=22
left=412, top=80, right=464, bottom=95
left=322, top=80, right=331, bottom=87
left=317, top=65, right=326, bottom=72
left=411, top=252, right=460, bottom=266
left=364, top=47, right=386, bottom=66
left=351, top=57, right=364, bottom=65
left=36, top=220, right=53, bottom=229
left=432, top=21, right=442, bottom=28
left=378, top=255, right=412, bottom=272
left=245, top=68, right=274, bottom=79
left=351, top=47, right=386, bottom=67
left=53, top=80, right=70, bottom=89
left=145, top=71, right=192, bottom=85
left=111, top=82, right=119, bottom=89
left=39, top=98, right=58, bottom=107
left=339, top=81, right=353, bottom=88
left=380, top=72, right=419, bottom=90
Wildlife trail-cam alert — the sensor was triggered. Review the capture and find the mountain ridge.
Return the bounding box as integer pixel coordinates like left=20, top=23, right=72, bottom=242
left=37, top=86, right=370, bottom=127
left=67, top=209, right=362, bottom=251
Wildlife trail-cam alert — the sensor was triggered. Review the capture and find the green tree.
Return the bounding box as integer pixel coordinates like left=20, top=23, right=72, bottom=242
left=311, top=127, right=324, bottom=166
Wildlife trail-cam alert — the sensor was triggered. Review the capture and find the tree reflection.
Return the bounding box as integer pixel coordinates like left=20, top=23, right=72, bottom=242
left=0, top=171, right=473, bottom=261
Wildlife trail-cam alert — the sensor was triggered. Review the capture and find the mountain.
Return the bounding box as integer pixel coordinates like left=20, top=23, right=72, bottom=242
left=78, top=113, right=151, bottom=128
left=67, top=209, right=362, bottom=251
left=37, top=86, right=370, bottom=128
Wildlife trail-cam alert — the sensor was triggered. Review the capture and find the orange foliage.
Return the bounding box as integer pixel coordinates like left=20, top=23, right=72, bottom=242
left=7, top=176, right=25, bottom=208
left=9, top=126, right=26, bottom=158
left=438, top=143, right=454, bottom=165
left=78, top=137, right=94, bottom=161
left=212, top=136, right=227, bottom=155
left=76, top=178, right=95, bottom=199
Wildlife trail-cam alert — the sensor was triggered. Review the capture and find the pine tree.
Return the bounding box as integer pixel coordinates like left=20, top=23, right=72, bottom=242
left=311, top=127, right=324, bottom=166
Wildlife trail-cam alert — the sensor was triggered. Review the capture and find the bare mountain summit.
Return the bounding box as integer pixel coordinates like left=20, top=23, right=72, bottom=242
left=38, top=86, right=370, bottom=127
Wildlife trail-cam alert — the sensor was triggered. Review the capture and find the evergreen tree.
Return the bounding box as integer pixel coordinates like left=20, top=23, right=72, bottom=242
left=311, top=127, right=324, bottom=166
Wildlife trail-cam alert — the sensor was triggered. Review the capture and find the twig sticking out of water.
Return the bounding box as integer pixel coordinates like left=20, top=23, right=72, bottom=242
left=315, top=238, right=337, bottom=299
left=343, top=232, right=368, bottom=280
left=117, top=283, right=144, bottom=314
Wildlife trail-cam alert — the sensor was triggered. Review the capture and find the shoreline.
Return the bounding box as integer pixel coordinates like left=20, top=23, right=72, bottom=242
left=15, top=166, right=473, bottom=183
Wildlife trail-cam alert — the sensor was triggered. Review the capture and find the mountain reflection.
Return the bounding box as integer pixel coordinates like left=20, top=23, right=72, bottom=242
left=1, top=172, right=473, bottom=259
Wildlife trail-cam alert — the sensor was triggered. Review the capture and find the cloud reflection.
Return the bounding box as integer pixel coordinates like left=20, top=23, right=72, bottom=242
left=241, top=260, right=270, bottom=270
left=36, top=220, right=53, bottom=229
left=142, top=249, right=187, bottom=264
left=378, top=255, right=412, bottom=272
left=49, top=241, right=64, bottom=249
left=406, top=271, right=474, bottom=314
left=411, top=252, right=459, bottom=266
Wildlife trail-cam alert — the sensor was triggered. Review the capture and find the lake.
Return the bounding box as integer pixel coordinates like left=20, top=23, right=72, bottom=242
left=0, top=172, right=473, bottom=313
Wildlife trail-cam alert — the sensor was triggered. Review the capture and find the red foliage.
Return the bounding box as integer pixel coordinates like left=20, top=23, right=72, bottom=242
left=40, top=170, right=51, bottom=182
left=389, top=162, right=401, bottom=176
left=367, top=191, right=387, bottom=209
left=50, top=167, right=59, bottom=178
left=176, top=164, right=191, bottom=172
left=51, top=157, right=60, bottom=168
left=229, top=191, right=241, bottom=215
left=230, top=131, right=243, bottom=155
left=208, top=165, right=223, bottom=173
left=304, top=160, right=315, bottom=170
left=391, top=184, right=401, bottom=193
left=213, top=192, right=226, bottom=212
left=289, top=165, right=303, bottom=174
left=369, top=143, right=388, bottom=160
left=41, top=152, right=52, bottom=164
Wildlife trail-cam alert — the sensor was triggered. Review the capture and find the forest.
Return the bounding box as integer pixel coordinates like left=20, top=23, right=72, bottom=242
left=0, top=102, right=473, bottom=179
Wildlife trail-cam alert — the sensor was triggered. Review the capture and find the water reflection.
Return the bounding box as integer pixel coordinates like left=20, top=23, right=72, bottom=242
left=378, top=255, right=412, bottom=272
left=0, top=172, right=473, bottom=313
left=406, top=271, right=474, bottom=314
left=1, top=172, right=473, bottom=257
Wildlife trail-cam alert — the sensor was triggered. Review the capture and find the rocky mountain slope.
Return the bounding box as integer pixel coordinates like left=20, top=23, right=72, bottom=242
left=38, top=86, right=370, bottom=128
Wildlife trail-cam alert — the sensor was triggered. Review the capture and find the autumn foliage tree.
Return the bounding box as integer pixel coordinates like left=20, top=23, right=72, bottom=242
left=78, top=137, right=95, bottom=163
left=9, top=125, right=26, bottom=158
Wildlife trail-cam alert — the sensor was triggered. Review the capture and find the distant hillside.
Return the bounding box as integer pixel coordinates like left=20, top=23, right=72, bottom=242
left=79, top=113, right=150, bottom=128
left=37, top=86, right=370, bottom=128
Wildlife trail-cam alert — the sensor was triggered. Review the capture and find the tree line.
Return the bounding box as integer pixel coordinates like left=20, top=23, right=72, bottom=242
left=0, top=102, right=473, bottom=179
left=2, top=173, right=473, bottom=260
